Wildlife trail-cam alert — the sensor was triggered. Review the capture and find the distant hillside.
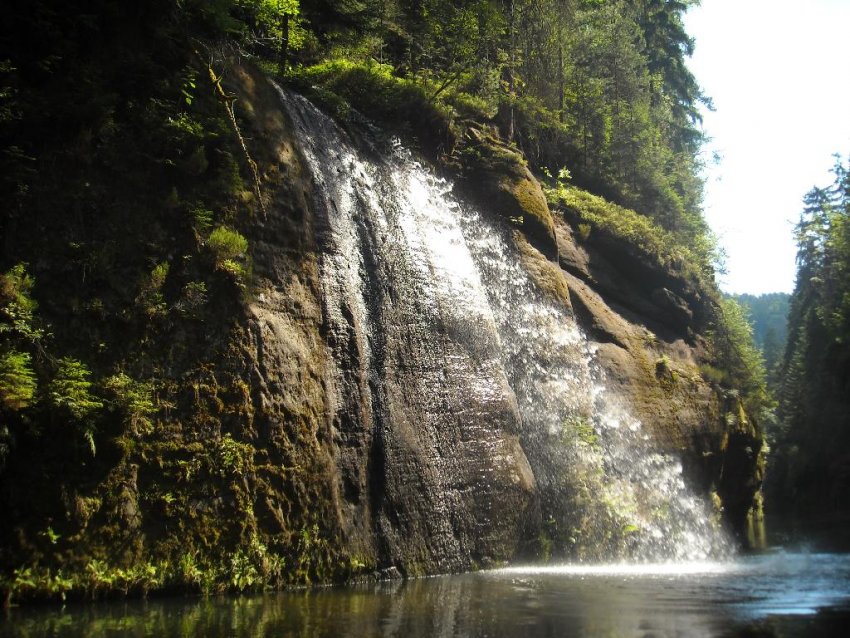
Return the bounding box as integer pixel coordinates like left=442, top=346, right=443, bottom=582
left=732, top=292, right=790, bottom=373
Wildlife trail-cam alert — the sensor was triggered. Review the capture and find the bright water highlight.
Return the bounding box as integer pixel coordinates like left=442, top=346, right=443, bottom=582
left=278, top=86, right=730, bottom=563
left=3, top=552, right=849, bottom=637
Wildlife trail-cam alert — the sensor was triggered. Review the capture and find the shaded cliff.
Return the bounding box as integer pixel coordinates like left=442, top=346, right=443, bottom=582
left=0, top=62, right=764, bottom=602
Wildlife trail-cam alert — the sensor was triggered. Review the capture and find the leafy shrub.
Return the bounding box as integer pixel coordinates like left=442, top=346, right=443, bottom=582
left=0, top=350, right=37, bottom=411
left=546, top=181, right=717, bottom=287
left=103, top=372, right=157, bottom=433
left=48, top=358, right=103, bottom=421
left=207, top=226, right=249, bottom=278
left=48, top=357, right=103, bottom=454
left=214, top=434, right=254, bottom=477
left=0, top=263, right=43, bottom=342
left=136, top=262, right=170, bottom=318
left=191, top=206, right=214, bottom=234
left=289, top=59, right=455, bottom=155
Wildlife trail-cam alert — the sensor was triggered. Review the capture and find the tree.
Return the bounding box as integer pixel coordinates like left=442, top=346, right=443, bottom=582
left=711, top=297, right=771, bottom=418
left=770, top=154, right=850, bottom=527
left=255, top=0, right=304, bottom=69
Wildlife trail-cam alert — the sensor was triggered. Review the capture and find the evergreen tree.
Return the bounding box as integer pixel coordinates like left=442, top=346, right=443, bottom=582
left=770, top=154, right=850, bottom=531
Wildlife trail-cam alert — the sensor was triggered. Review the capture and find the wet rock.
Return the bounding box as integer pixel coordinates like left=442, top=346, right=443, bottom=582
left=651, top=287, right=694, bottom=333
left=379, top=566, right=403, bottom=580
left=454, top=125, right=558, bottom=261
left=212, top=63, right=763, bottom=577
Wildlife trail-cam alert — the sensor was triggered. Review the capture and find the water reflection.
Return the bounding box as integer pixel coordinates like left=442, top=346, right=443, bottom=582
left=4, top=553, right=850, bottom=637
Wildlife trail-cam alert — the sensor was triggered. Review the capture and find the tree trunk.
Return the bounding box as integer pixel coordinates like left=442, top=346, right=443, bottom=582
left=507, top=0, right=515, bottom=142
left=558, top=43, right=564, bottom=123
left=279, top=13, right=290, bottom=70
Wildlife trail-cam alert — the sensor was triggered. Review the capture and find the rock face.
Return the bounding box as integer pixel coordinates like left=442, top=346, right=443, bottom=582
left=216, top=61, right=764, bottom=579
left=453, top=125, right=559, bottom=261
left=545, top=218, right=765, bottom=548
left=0, top=63, right=765, bottom=603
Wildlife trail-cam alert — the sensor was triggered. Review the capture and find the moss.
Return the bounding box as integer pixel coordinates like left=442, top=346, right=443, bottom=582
left=547, top=184, right=713, bottom=289
left=505, top=175, right=555, bottom=247
left=287, top=59, right=456, bottom=160
left=1, top=311, right=349, bottom=603
left=654, top=355, right=680, bottom=388
left=515, top=236, right=570, bottom=306
left=455, top=129, right=558, bottom=260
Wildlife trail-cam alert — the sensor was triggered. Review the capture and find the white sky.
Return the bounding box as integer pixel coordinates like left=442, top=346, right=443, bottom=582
left=684, top=0, right=850, bottom=294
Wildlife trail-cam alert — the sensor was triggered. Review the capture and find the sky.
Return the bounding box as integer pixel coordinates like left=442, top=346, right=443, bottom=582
left=683, top=0, right=850, bottom=295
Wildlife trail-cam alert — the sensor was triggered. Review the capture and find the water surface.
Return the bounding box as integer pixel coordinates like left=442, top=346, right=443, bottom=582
left=4, top=552, right=850, bottom=637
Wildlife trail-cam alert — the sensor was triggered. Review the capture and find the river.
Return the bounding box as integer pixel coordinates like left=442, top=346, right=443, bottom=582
left=3, top=551, right=849, bottom=637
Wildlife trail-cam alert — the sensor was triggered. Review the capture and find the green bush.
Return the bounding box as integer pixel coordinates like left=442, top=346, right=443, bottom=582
left=546, top=181, right=716, bottom=287
left=207, top=226, right=249, bottom=278
left=136, top=262, right=170, bottom=318
left=289, top=59, right=455, bottom=154
left=0, top=350, right=37, bottom=410
left=103, top=372, right=157, bottom=433
left=48, top=358, right=103, bottom=421
left=47, top=357, right=103, bottom=455
left=0, top=263, right=43, bottom=342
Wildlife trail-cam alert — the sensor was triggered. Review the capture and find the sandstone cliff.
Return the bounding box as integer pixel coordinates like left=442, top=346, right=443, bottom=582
left=0, top=63, right=765, bottom=602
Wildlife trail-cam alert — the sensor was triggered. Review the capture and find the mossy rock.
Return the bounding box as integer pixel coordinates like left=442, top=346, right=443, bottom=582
left=454, top=126, right=558, bottom=261
left=288, top=60, right=456, bottom=162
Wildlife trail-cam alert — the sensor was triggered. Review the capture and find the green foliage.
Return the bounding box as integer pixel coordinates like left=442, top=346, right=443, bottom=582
left=0, top=264, right=43, bottom=343
left=283, top=0, right=711, bottom=248
left=769, top=154, right=850, bottom=522
left=137, top=262, right=170, bottom=318
left=48, top=358, right=103, bottom=422
left=214, top=434, right=254, bottom=477
left=191, top=206, right=215, bottom=234
left=207, top=226, right=250, bottom=279
left=47, top=357, right=103, bottom=455
left=709, top=297, right=771, bottom=417
left=290, top=59, right=454, bottom=148
left=82, top=559, right=165, bottom=598
left=0, top=350, right=36, bottom=410
left=732, top=292, right=790, bottom=382
left=226, top=536, right=285, bottom=591
left=255, top=0, right=310, bottom=59
left=208, top=226, right=249, bottom=261
left=546, top=179, right=717, bottom=286
left=0, top=264, right=43, bottom=468
left=103, top=372, right=157, bottom=433
left=2, top=542, right=290, bottom=603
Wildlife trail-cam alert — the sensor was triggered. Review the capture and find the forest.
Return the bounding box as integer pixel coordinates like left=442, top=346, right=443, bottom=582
left=732, top=292, right=789, bottom=381
left=766, top=157, right=850, bottom=541
left=0, top=0, right=756, bottom=451
left=0, top=0, right=846, bottom=605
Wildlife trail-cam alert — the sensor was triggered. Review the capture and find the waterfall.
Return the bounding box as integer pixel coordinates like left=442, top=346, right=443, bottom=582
left=277, top=85, right=731, bottom=565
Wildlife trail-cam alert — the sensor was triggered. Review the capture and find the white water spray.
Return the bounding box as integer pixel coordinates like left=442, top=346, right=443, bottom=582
left=278, top=85, right=731, bottom=563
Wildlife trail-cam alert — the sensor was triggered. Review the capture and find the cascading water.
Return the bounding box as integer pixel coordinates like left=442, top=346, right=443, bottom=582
left=457, top=198, right=731, bottom=562
left=277, top=85, right=731, bottom=565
